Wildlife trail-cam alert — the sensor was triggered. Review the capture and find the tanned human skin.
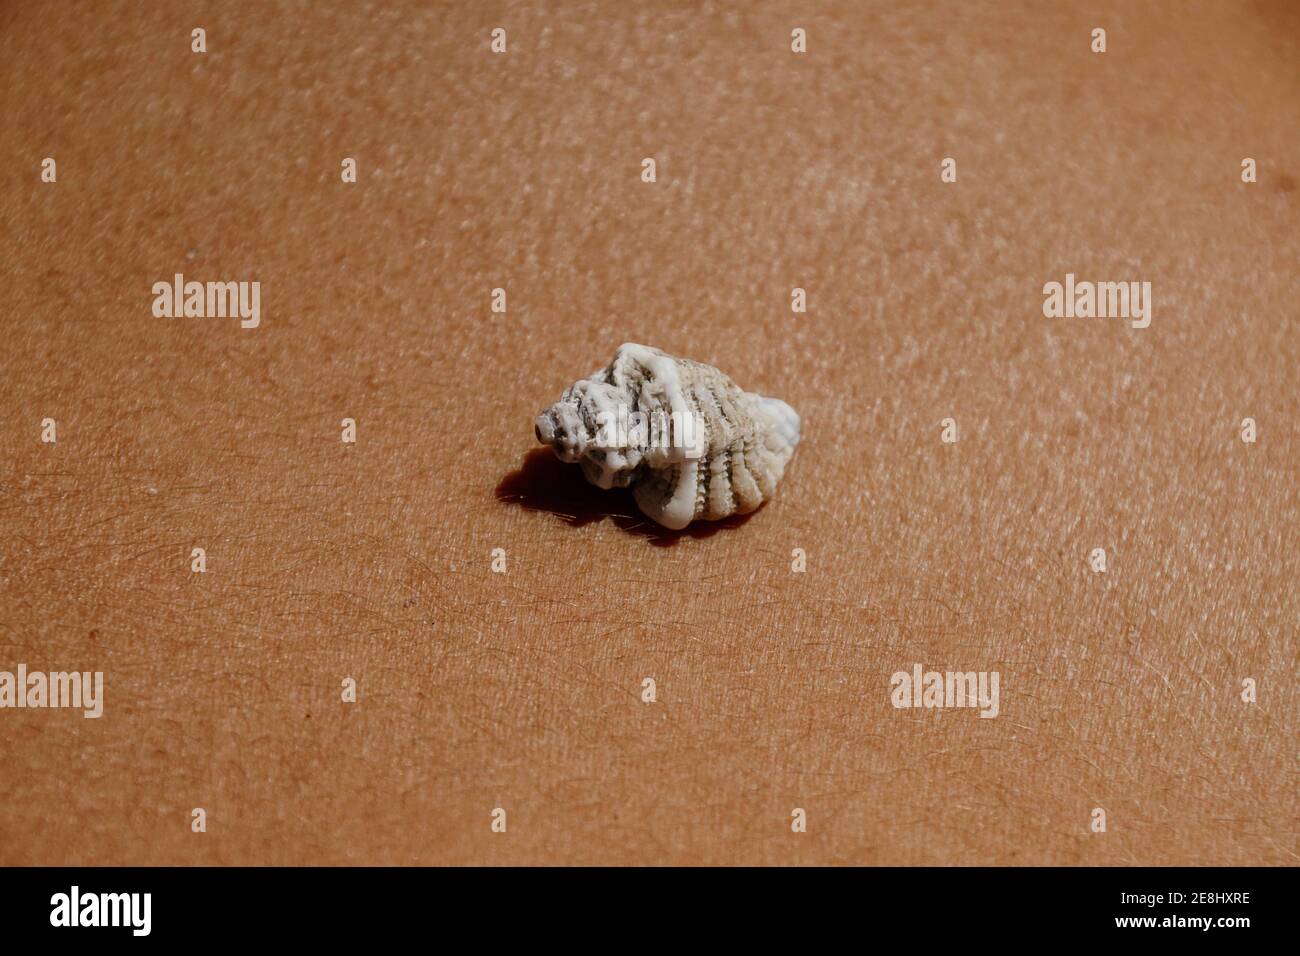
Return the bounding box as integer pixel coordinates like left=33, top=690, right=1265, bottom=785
left=0, top=1, right=1295, bottom=865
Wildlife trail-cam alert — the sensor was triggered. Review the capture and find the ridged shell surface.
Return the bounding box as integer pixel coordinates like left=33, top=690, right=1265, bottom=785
left=534, top=343, right=800, bottom=530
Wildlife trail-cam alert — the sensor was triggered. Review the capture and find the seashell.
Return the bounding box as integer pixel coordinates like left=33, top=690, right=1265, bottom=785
left=534, top=343, right=801, bottom=530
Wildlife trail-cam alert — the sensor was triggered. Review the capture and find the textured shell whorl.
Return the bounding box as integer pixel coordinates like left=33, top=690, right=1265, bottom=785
left=534, top=343, right=800, bottom=530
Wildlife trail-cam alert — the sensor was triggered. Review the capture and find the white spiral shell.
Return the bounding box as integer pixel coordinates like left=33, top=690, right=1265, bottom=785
left=534, top=343, right=801, bottom=530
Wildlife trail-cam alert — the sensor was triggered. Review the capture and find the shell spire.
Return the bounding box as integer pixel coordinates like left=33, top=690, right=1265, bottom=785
left=534, top=343, right=800, bottom=530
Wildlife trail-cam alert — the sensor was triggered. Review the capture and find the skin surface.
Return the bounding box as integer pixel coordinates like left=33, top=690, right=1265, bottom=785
left=1, top=0, right=1296, bottom=865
